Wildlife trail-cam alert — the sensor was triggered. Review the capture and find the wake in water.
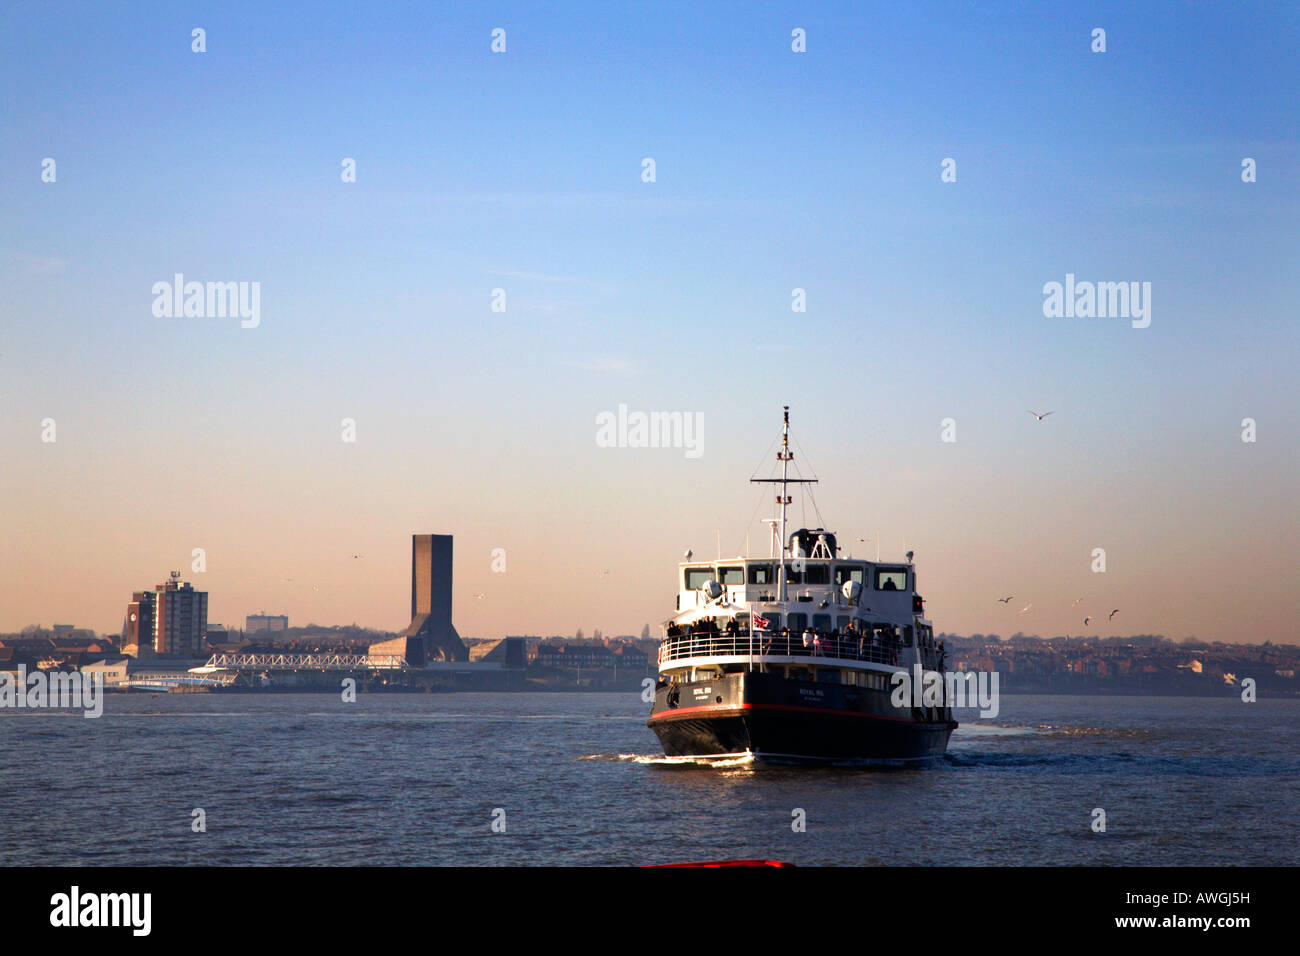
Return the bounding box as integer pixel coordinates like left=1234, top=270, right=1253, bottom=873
left=579, top=752, right=757, bottom=768
left=952, top=723, right=1149, bottom=740
left=952, top=723, right=1042, bottom=738
left=578, top=752, right=942, bottom=771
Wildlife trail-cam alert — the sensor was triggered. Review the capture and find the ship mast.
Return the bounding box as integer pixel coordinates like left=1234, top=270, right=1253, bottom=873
left=778, top=407, right=791, bottom=601
left=751, top=406, right=817, bottom=604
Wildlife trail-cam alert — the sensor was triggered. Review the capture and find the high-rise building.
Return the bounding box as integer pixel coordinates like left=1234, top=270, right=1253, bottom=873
left=154, top=574, right=208, bottom=657
left=246, top=613, right=289, bottom=633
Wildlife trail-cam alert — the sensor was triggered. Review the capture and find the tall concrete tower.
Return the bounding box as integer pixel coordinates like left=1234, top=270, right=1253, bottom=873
left=370, top=533, right=468, bottom=664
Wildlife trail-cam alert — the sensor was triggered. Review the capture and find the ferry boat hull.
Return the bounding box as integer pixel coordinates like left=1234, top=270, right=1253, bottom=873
left=648, top=670, right=956, bottom=763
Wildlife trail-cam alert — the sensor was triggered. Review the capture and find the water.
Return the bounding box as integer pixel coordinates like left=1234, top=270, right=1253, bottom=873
left=1, top=693, right=1295, bottom=865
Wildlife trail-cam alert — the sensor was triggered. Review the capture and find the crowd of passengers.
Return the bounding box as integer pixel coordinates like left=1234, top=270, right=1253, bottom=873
left=665, top=617, right=946, bottom=669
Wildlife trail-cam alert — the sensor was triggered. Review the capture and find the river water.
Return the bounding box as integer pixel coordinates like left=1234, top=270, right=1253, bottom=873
left=1, top=692, right=1294, bottom=865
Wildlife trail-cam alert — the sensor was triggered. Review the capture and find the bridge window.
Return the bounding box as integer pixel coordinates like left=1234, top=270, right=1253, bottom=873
left=787, top=613, right=807, bottom=632
left=834, top=564, right=866, bottom=586
left=875, top=568, right=908, bottom=591
left=718, top=566, right=744, bottom=586
left=684, top=567, right=713, bottom=590
left=812, top=614, right=832, bottom=632
left=747, top=563, right=775, bottom=585
left=807, top=564, right=831, bottom=585
left=787, top=564, right=830, bottom=585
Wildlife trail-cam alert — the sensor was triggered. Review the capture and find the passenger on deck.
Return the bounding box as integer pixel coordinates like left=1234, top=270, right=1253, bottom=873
left=667, top=622, right=681, bottom=638
left=802, top=628, right=815, bottom=653
left=726, top=617, right=739, bottom=637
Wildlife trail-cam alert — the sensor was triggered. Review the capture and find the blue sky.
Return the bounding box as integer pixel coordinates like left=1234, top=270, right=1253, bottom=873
left=1, top=2, right=1296, bottom=642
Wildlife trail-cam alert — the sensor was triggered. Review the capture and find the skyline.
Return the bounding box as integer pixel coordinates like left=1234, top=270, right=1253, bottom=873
left=2, top=2, right=1297, bottom=644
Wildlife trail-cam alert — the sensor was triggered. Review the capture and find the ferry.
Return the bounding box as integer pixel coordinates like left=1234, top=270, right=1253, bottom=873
left=647, top=408, right=957, bottom=763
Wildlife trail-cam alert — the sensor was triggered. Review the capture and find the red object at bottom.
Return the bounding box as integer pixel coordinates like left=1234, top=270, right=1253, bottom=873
left=646, top=859, right=793, bottom=867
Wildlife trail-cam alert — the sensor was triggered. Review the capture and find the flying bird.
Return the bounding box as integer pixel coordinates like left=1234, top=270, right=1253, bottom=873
left=1071, top=597, right=1084, bottom=607
left=1027, top=410, right=1053, bottom=421
left=473, top=592, right=485, bottom=600
left=998, top=596, right=1014, bottom=604
left=1084, top=616, right=1091, bottom=626
left=1019, top=604, right=1032, bottom=613
left=1109, top=609, right=1119, bottom=620
left=596, top=569, right=610, bottom=578
left=350, top=554, right=363, bottom=559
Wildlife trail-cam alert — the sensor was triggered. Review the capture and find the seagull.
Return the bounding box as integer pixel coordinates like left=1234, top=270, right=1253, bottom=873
left=1071, top=597, right=1084, bottom=607
left=473, top=592, right=485, bottom=600
left=1084, top=616, right=1091, bottom=626
left=596, top=569, right=610, bottom=578
left=998, top=596, right=1014, bottom=604
left=1019, top=604, right=1032, bottom=613
left=1108, top=609, right=1119, bottom=620
left=350, top=554, right=363, bottom=559
left=1028, top=410, right=1053, bottom=421
left=684, top=549, right=693, bottom=559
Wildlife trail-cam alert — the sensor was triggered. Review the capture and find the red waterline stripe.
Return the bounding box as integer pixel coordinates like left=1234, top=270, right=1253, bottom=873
left=648, top=701, right=924, bottom=724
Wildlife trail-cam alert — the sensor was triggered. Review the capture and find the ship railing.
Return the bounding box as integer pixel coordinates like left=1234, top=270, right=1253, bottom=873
left=658, top=633, right=901, bottom=667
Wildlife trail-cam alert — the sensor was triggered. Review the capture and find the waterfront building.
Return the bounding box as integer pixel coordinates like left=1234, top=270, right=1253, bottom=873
left=154, top=574, right=208, bottom=657
left=246, top=613, right=289, bottom=633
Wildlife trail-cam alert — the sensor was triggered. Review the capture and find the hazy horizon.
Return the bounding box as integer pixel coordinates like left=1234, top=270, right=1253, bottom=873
left=2, top=3, right=1296, bottom=644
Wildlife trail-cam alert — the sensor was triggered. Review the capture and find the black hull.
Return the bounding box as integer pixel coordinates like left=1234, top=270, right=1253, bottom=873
left=648, top=670, right=955, bottom=763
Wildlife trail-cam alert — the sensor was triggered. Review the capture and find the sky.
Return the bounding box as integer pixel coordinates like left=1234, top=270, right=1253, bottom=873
left=1, top=1, right=1297, bottom=644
